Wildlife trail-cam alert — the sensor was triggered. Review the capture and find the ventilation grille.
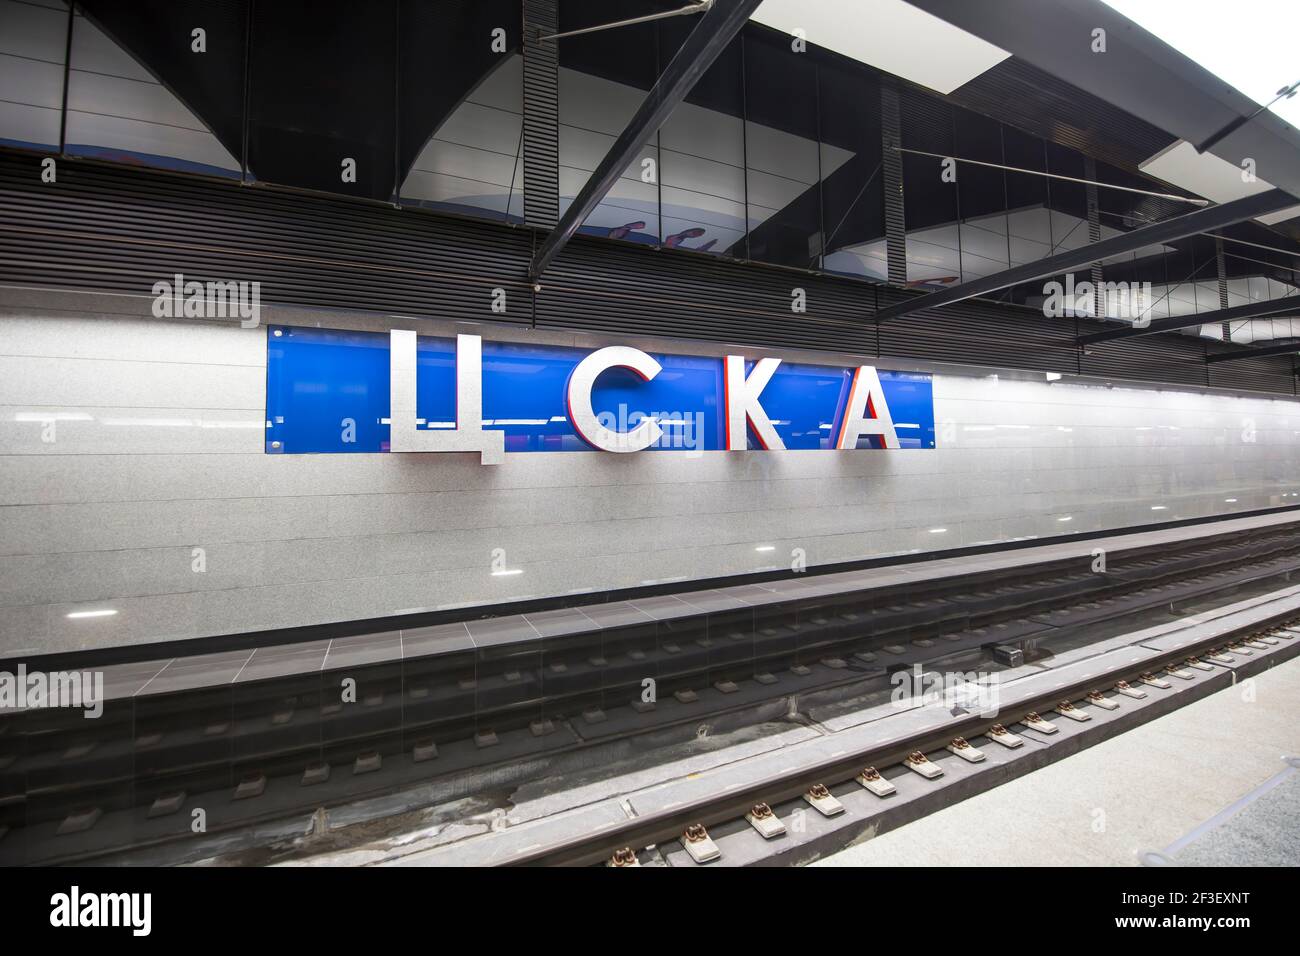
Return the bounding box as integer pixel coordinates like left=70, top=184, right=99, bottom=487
left=880, top=81, right=907, bottom=287
left=521, top=0, right=560, bottom=228
left=0, top=150, right=1293, bottom=395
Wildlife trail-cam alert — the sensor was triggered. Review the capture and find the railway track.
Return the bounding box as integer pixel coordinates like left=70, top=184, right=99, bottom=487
left=3, top=515, right=1300, bottom=865
left=508, top=614, right=1300, bottom=866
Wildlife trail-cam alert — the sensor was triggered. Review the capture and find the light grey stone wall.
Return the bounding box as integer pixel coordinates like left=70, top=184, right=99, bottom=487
left=3, top=286, right=1298, bottom=657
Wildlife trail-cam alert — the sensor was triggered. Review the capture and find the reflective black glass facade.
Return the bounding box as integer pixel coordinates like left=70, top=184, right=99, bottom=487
left=2, top=0, right=1297, bottom=335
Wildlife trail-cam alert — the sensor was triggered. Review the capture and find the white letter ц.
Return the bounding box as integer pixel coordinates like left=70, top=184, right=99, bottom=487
left=388, top=330, right=504, bottom=464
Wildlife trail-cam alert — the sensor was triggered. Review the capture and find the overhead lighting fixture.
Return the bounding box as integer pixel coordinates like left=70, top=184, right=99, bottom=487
left=1114, top=0, right=1300, bottom=224
left=491, top=569, right=524, bottom=577
left=66, top=609, right=118, bottom=619
left=754, top=545, right=776, bottom=552
left=752, top=0, right=1009, bottom=95
left=1139, top=140, right=1300, bottom=225
left=1101, top=0, right=1300, bottom=129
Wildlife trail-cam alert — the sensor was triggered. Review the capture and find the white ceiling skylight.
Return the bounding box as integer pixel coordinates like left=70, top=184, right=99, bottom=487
left=1113, top=1, right=1300, bottom=225
left=1138, top=140, right=1300, bottom=225
left=752, top=0, right=1010, bottom=95
left=1100, top=0, right=1300, bottom=128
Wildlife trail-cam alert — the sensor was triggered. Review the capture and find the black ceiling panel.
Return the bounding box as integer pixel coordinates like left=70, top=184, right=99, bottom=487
left=397, top=0, right=520, bottom=183
left=945, top=56, right=1178, bottom=172
left=246, top=0, right=398, bottom=201
left=77, top=0, right=248, bottom=162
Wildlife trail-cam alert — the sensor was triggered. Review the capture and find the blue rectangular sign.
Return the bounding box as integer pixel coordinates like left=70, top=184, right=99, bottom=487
left=265, top=326, right=935, bottom=455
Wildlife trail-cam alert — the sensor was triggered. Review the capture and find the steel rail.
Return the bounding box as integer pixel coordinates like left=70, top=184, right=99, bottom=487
left=9, top=520, right=1300, bottom=865
left=504, top=609, right=1299, bottom=866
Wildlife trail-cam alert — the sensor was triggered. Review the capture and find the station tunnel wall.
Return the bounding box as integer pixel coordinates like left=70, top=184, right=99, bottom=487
left=3, top=289, right=1299, bottom=658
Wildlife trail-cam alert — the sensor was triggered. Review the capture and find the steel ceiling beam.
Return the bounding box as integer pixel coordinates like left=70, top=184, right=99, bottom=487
left=1078, top=296, right=1300, bottom=345
left=528, top=0, right=763, bottom=281
left=903, top=0, right=1300, bottom=201
left=870, top=188, right=1297, bottom=323
left=1205, top=340, right=1300, bottom=363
